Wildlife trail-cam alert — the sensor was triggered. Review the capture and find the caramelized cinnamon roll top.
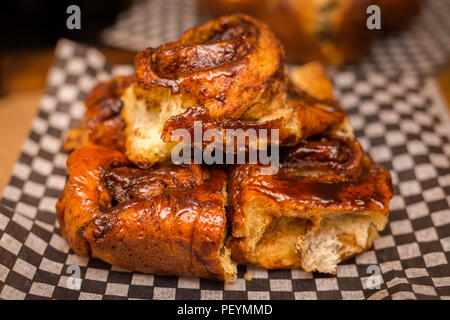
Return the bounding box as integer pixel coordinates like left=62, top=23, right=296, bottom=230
left=135, top=14, right=286, bottom=119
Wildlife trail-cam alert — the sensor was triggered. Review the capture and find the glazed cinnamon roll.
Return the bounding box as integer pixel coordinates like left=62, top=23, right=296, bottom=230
left=227, top=135, right=393, bottom=273
left=56, top=145, right=237, bottom=282
left=123, top=14, right=286, bottom=167
left=134, top=14, right=285, bottom=119
left=122, top=15, right=349, bottom=168
left=63, top=76, right=134, bottom=152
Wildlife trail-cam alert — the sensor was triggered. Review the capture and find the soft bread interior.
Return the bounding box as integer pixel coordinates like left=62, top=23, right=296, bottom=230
left=122, top=85, right=183, bottom=167
left=219, top=182, right=238, bottom=282
left=234, top=205, right=386, bottom=273
left=219, top=246, right=238, bottom=283
left=331, top=116, right=354, bottom=138
left=297, top=214, right=380, bottom=273
left=243, top=217, right=308, bottom=269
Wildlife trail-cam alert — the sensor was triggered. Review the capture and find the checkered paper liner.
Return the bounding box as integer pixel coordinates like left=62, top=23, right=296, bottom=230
left=101, top=0, right=207, bottom=53
left=101, top=0, right=450, bottom=77
left=0, top=39, right=450, bottom=300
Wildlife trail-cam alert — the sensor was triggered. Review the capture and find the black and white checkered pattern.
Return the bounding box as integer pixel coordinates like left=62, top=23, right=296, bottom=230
left=354, top=0, right=450, bottom=76
left=101, top=0, right=207, bottom=51
left=0, top=39, right=449, bottom=300
left=101, top=0, right=450, bottom=77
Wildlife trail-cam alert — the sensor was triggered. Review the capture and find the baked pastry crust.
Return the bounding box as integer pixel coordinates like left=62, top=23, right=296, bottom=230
left=134, top=14, right=286, bottom=119
left=227, top=135, right=393, bottom=273
left=63, top=76, right=134, bottom=152
left=56, top=145, right=237, bottom=282
left=123, top=14, right=287, bottom=167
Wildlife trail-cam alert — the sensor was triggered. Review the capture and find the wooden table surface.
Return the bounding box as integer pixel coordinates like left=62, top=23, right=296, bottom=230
left=0, top=46, right=449, bottom=193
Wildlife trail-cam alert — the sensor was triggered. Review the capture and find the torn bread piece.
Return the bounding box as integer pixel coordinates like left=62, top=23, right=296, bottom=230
left=227, top=135, right=393, bottom=273
left=122, top=14, right=285, bottom=167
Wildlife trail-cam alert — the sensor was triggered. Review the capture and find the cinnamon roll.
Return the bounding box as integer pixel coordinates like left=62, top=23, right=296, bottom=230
left=122, top=15, right=349, bottom=167
left=56, top=145, right=237, bottom=282
left=63, top=76, right=134, bottom=152
left=227, top=135, right=393, bottom=273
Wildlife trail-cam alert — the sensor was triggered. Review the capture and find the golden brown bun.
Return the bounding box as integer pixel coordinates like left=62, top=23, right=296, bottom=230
left=199, top=0, right=373, bottom=65
left=227, top=135, right=393, bottom=273
left=124, top=16, right=350, bottom=168
left=56, top=145, right=237, bottom=282
left=63, top=76, right=135, bottom=152
left=123, top=14, right=287, bottom=167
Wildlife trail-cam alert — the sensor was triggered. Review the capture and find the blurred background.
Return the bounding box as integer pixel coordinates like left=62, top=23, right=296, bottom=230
left=0, top=0, right=449, bottom=191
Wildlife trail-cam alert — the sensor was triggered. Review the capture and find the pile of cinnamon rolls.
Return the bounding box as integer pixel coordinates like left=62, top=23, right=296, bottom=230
left=58, top=15, right=393, bottom=282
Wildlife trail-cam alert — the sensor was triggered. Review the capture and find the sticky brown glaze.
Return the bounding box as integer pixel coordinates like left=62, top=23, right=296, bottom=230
left=161, top=107, right=284, bottom=149
left=135, top=14, right=286, bottom=119
left=63, top=76, right=135, bottom=152
left=161, top=84, right=347, bottom=149
left=253, top=157, right=391, bottom=214
left=228, top=136, right=393, bottom=236
left=104, top=165, right=208, bottom=203
left=280, top=135, right=363, bottom=179
left=56, top=145, right=234, bottom=281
